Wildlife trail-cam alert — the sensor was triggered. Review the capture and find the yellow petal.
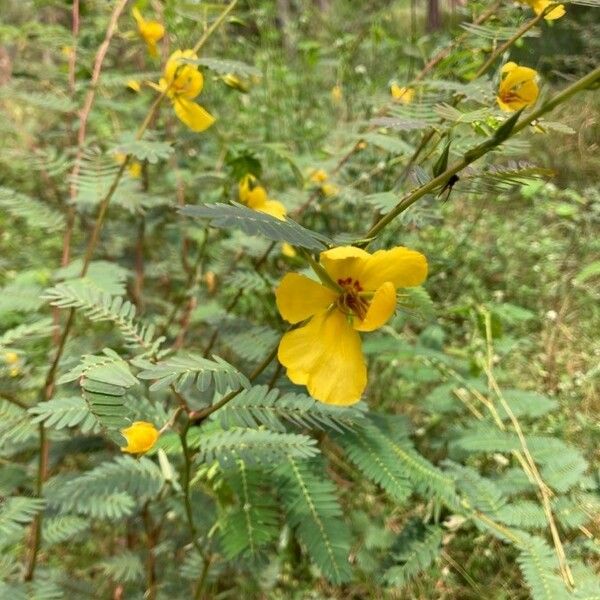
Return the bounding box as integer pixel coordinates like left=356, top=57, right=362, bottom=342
left=320, top=246, right=371, bottom=284
left=164, top=50, right=196, bottom=83
left=247, top=187, right=268, bottom=209
left=172, top=97, right=215, bottom=132
left=120, top=421, right=159, bottom=454
left=532, top=0, right=565, bottom=19
left=276, top=273, right=336, bottom=324
left=354, top=282, right=396, bottom=332
left=501, top=61, right=518, bottom=75
left=278, top=310, right=366, bottom=405
left=356, top=247, right=428, bottom=290
left=391, top=84, right=415, bottom=104
left=259, top=199, right=287, bottom=220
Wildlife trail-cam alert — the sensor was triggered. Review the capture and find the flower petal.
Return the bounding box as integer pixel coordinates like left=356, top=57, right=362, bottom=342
left=164, top=49, right=197, bottom=86
left=172, top=98, right=215, bottom=132
left=320, top=246, right=371, bottom=283
left=276, top=273, right=336, bottom=324
left=357, top=247, right=428, bottom=290
left=259, top=199, right=287, bottom=220
left=354, top=281, right=396, bottom=332
left=278, top=310, right=366, bottom=405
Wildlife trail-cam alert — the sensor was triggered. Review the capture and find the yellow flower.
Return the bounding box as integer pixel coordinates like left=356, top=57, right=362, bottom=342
left=9, top=367, right=20, bottom=378
left=238, top=174, right=286, bottom=220
left=114, top=152, right=142, bottom=179
left=309, top=169, right=339, bottom=197
left=276, top=245, right=428, bottom=405
left=522, top=0, right=565, bottom=20
left=282, top=243, right=297, bottom=258
left=391, top=84, right=415, bottom=105
left=331, top=84, right=343, bottom=104
left=4, top=351, right=19, bottom=365
left=121, top=421, right=159, bottom=454
left=310, top=169, right=329, bottom=184
left=321, top=183, right=339, bottom=198
left=156, top=49, right=215, bottom=133
left=497, top=62, right=539, bottom=112
left=132, top=7, right=165, bottom=58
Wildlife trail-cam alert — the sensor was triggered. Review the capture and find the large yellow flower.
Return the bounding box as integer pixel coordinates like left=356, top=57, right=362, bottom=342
left=391, top=84, right=415, bottom=105
left=522, top=0, right=565, bottom=20
left=121, top=421, right=159, bottom=454
left=238, top=174, right=287, bottom=220
left=132, top=7, right=165, bottom=57
left=157, top=49, right=215, bottom=132
left=496, top=62, right=539, bottom=112
left=276, top=246, right=427, bottom=405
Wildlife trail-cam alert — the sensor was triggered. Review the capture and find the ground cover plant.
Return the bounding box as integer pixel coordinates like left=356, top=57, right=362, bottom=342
left=1, top=0, right=599, bottom=598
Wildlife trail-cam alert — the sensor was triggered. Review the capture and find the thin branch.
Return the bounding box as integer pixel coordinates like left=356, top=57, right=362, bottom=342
left=480, top=307, right=574, bottom=589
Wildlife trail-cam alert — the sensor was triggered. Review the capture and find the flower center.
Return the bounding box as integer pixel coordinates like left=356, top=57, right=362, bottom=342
left=336, top=277, right=369, bottom=321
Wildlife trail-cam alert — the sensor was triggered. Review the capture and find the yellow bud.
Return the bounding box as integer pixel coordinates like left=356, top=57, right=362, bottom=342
left=310, top=169, right=328, bottom=184
left=331, top=84, right=343, bottom=104
left=4, top=351, right=19, bottom=365
left=120, top=421, right=159, bottom=454
left=321, top=183, right=339, bottom=198
left=204, top=271, right=217, bottom=294
left=281, top=243, right=297, bottom=258
left=222, top=73, right=249, bottom=93
left=128, top=161, right=142, bottom=178
left=127, top=79, right=141, bottom=93
left=9, top=367, right=20, bottom=377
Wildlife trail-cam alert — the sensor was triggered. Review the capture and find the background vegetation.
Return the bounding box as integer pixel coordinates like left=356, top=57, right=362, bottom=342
left=0, top=0, right=599, bottom=598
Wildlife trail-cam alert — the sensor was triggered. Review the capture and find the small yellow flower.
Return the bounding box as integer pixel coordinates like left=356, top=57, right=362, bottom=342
left=132, top=7, right=165, bottom=58
left=4, top=351, right=19, bottom=365
left=522, top=0, right=565, bottom=20
left=282, top=243, right=297, bottom=258
left=9, top=366, right=20, bottom=378
left=357, top=141, right=368, bottom=151
left=321, top=183, right=339, bottom=198
left=310, top=169, right=339, bottom=198
left=331, top=84, right=343, bottom=104
left=238, top=174, right=286, bottom=220
left=121, top=421, right=159, bottom=454
left=391, top=84, right=415, bottom=105
left=310, top=169, right=329, bottom=185
left=114, top=152, right=142, bottom=179
left=496, top=62, right=539, bottom=112
left=276, top=245, right=427, bottom=405
left=155, top=49, right=215, bottom=133
left=127, top=79, right=141, bottom=93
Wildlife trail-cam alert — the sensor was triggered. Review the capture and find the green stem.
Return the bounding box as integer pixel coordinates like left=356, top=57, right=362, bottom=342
left=473, top=10, right=547, bottom=79
left=363, top=64, right=600, bottom=243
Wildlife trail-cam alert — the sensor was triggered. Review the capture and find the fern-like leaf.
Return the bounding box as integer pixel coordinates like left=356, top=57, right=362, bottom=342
left=136, top=353, right=249, bottom=394
left=219, top=460, right=280, bottom=559
left=180, top=202, right=331, bottom=250
left=277, top=458, right=352, bottom=584
left=384, top=520, right=443, bottom=587
left=217, top=385, right=366, bottom=433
